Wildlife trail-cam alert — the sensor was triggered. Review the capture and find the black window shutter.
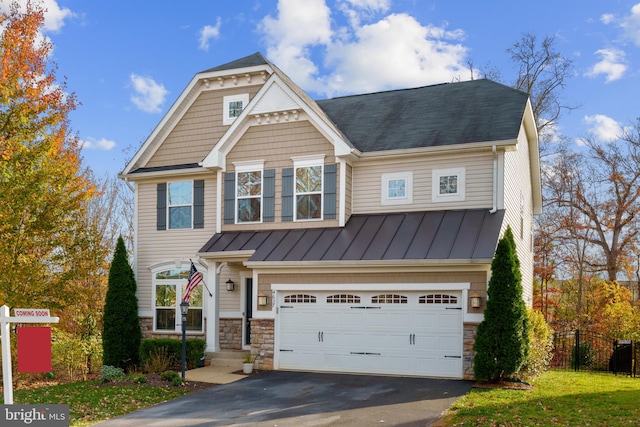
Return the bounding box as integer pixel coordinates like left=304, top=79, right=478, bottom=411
left=324, top=163, right=337, bottom=219
left=282, top=168, right=294, bottom=221
left=157, top=183, right=167, bottom=230
left=263, top=169, right=275, bottom=222
left=224, top=172, right=236, bottom=224
left=193, top=180, right=204, bottom=228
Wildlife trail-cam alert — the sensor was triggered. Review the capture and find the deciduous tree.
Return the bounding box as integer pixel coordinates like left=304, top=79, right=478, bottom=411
left=0, top=2, right=95, bottom=310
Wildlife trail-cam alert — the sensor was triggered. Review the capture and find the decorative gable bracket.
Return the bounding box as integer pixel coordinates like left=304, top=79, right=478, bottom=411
left=254, top=110, right=299, bottom=124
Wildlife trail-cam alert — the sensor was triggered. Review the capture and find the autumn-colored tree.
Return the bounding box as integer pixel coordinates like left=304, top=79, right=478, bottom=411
left=0, top=2, right=95, bottom=311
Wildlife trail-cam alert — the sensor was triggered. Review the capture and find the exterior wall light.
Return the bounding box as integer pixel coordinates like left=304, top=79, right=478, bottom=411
left=470, top=293, right=481, bottom=309
left=226, top=279, right=235, bottom=291
left=257, top=292, right=268, bottom=306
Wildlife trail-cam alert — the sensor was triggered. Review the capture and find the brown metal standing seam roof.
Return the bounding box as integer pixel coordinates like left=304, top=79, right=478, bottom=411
left=198, top=209, right=505, bottom=262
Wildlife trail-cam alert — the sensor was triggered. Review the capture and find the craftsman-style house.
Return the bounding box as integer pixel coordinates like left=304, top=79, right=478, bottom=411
left=120, top=52, right=541, bottom=379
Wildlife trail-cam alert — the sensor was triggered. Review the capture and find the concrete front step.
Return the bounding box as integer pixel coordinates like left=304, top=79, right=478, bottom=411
left=206, top=350, right=248, bottom=368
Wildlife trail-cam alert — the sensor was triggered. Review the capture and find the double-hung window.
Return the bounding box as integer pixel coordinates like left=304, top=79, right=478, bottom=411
left=236, top=162, right=263, bottom=223
left=294, top=157, right=323, bottom=220
left=154, top=267, right=203, bottom=332
left=168, top=181, right=193, bottom=229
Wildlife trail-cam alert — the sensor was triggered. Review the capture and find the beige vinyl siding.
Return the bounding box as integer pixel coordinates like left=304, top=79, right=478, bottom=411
left=217, top=265, right=245, bottom=313
left=501, top=126, right=534, bottom=304
left=135, top=175, right=217, bottom=311
left=223, top=120, right=340, bottom=231
left=352, top=151, right=494, bottom=214
left=145, top=86, right=261, bottom=169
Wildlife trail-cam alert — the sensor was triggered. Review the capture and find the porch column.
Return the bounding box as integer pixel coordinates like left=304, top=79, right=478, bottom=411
left=205, top=262, right=223, bottom=352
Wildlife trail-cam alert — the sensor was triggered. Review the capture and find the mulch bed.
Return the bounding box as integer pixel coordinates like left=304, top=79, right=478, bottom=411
left=98, top=373, right=216, bottom=391
left=472, top=380, right=533, bottom=390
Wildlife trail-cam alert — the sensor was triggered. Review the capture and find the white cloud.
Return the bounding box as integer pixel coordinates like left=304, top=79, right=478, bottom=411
left=582, top=114, right=628, bottom=143
left=584, top=48, right=627, bottom=82
left=620, top=3, right=640, bottom=46
left=129, top=74, right=169, bottom=113
left=199, top=18, right=222, bottom=51
left=80, top=137, right=116, bottom=151
left=260, top=0, right=468, bottom=96
left=600, top=13, right=615, bottom=25
left=0, top=0, right=74, bottom=33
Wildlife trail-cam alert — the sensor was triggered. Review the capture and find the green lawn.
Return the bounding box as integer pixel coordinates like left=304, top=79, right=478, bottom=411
left=3, top=381, right=194, bottom=426
left=444, top=370, right=640, bottom=426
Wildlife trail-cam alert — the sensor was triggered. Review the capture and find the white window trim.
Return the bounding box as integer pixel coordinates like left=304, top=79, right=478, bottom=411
left=234, top=161, right=264, bottom=224
left=223, top=93, right=249, bottom=125
left=432, top=167, right=466, bottom=203
left=381, top=171, right=413, bottom=205
left=167, top=180, right=193, bottom=229
left=292, top=155, right=324, bottom=222
left=151, top=264, right=204, bottom=334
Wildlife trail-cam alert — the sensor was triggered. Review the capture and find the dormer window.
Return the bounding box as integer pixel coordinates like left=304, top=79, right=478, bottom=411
left=223, top=94, right=249, bottom=125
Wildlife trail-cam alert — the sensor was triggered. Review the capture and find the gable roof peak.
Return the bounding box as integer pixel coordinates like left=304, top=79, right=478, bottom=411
left=200, top=52, right=270, bottom=74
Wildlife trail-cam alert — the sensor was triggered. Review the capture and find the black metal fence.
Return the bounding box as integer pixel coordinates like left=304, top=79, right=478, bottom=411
left=551, top=329, right=637, bottom=377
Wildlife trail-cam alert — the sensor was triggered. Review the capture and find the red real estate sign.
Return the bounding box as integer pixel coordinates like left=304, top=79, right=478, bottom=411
left=17, top=326, right=52, bottom=373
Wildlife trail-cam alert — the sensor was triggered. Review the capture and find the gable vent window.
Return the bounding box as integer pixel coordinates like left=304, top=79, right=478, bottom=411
left=327, top=294, right=361, bottom=304
left=432, top=167, right=466, bottom=203
left=372, top=294, right=407, bottom=304
left=284, top=294, right=317, bottom=303
left=419, top=294, right=458, bottom=304
left=223, top=93, right=249, bottom=125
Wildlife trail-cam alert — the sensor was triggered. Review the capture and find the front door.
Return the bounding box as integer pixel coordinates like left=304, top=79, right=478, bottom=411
left=244, top=278, right=253, bottom=347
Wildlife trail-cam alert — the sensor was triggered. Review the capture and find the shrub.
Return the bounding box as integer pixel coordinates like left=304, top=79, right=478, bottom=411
left=517, top=309, right=554, bottom=381
left=99, top=365, right=125, bottom=383
left=140, top=338, right=206, bottom=372
left=172, top=376, right=184, bottom=386
left=143, top=346, right=174, bottom=373
left=474, top=227, right=529, bottom=382
left=103, top=236, right=142, bottom=369
left=160, top=370, right=180, bottom=382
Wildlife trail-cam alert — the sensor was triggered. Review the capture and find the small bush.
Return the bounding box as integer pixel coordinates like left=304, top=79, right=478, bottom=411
left=139, top=338, right=206, bottom=371
left=143, top=346, right=174, bottom=373
left=99, top=365, right=125, bottom=383
left=172, top=376, right=184, bottom=386
left=517, top=309, right=554, bottom=381
left=133, top=374, right=148, bottom=384
left=160, top=370, right=180, bottom=382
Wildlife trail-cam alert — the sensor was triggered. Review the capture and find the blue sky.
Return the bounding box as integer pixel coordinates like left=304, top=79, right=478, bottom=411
left=7, top=0, right=640, bottom=176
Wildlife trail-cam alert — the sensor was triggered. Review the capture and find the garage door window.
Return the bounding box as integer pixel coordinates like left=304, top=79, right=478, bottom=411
left=419, top=294, right=458, bottom=304
left=284, top=294, right=317, bottom=303
left=327, top=294, right=361, bottom=303
left=371, top=294, right=407, bottom=304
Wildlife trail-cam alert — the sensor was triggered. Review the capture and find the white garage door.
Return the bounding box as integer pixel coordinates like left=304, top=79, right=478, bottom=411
left=276, top=290, right=463, bottom=378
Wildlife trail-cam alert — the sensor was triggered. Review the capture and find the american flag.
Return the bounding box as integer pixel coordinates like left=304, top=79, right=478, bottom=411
left=183, top=261, right=203, bottom=303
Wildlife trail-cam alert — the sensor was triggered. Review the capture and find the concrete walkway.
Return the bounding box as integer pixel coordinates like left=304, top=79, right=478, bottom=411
left=184, top=364, right=247, bottom=384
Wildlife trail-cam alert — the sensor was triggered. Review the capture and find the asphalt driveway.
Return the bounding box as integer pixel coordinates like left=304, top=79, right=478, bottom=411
left=94, top=370, right=472, bottom=426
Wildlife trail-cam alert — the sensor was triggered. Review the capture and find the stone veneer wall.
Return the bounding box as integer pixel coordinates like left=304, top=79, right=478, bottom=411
left=463, top=323, right=478, bottom=380
left=249, top=318, right=274, bottom=370
left=219, top=318, right=243, bottom=350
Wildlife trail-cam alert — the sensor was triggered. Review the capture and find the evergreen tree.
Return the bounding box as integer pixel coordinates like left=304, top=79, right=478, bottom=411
left=473, top=226, right=529, bottom=382
left=102, top=236, right=141, bottom=368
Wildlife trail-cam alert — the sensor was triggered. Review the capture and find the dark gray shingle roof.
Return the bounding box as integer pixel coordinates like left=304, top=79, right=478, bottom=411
left=316, top=79, right=529, bottom=152
left=199, top=209, right=504, bottom=262
left=200, top=52, right=269, bottom=73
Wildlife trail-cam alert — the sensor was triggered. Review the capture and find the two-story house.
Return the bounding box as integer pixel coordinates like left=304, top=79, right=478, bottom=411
left=120, top=52, right=541, bottom=380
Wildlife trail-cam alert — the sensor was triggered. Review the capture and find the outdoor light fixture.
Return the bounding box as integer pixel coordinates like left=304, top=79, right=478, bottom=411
left=226, top=279, right=235, bottom=292
left=180, top=301, right=189, bottom=380
left=257, top=292, right=268, bottom=306
left=470, top=293, right=481, bottom=309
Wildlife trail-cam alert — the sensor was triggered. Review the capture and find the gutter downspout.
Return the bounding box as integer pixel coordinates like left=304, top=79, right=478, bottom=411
left=489, top=145, right=498, bottom=214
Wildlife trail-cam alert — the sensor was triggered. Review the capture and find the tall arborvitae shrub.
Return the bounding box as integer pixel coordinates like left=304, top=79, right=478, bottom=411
left=102, top=236, right=141, bottom=368
left=473, top=226, right=529, bottom=382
